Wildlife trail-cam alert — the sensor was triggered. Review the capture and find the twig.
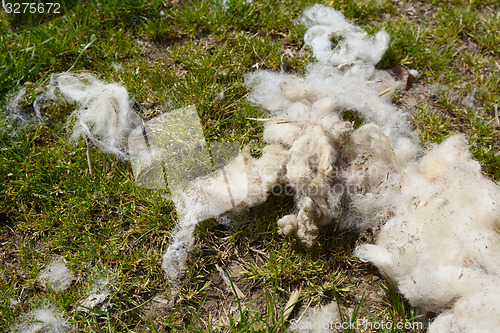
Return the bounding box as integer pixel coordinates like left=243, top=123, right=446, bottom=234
left=295, top=297, right=314, bottom=324
left=283, top=286, right=302, bottom=321
left=85, top=137, right=93, bottom=175
left=277, top=120, right=307, bottom=124
left=246, top=117, right=308, bottom=126
left=221, top=169, right=236, bottom=209
left=378, top=87, right=392, bottom=97
left=246, top=117, right=288, bottom=122
left=215, top=264, right=245, bottom=300
left=494, top=105, right=499, bottom=129
left=382, top=133, right=404, bottom=187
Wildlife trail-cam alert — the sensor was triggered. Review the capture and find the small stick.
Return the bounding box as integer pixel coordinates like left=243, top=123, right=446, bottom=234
left=246, top=117, right=307, bottom=124
left=382, top=133, right=403, bottom=187
left=379, top=87, right=392, bottom=97
left=295, top=297, right=314, bottom=324
left=221, top=168, right=236, bottom=209
left=283, top=286, right=302, bottom=321
left=86, top=137, right=93, bottom=175
left=246, top=117, right=288, bottom=122
left=494, top=105, right=499, bottom=129
left=277, top=120, right=307, bottom=124
left=215, top=264, right=245, bottom=300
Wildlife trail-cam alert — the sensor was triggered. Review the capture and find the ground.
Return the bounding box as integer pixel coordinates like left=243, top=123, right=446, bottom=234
left=0, top=0, right=499, bottom=332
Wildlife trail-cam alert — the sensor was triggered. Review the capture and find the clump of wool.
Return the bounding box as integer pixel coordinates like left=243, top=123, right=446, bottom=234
left=38, top=257, right=74, bottom=291
left=12, top=305, right=73, bottom=333
left=37, top=73, right=140, bottom=159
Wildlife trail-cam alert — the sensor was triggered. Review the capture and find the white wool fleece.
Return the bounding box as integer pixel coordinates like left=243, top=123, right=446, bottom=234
left=242, top=5, right=500, bottom=331
left=43, top=73, right=141, bottom=159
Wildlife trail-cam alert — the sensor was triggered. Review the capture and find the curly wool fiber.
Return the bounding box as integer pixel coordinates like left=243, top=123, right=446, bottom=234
left=241, top=4, right=414, bottom=244
left=239, top=4, right=500, bottom=332
left=38, top=257, right=74, bottom=291
left=355, top=135, right=500, bottom=332
left=42, top=73, right=141, bottom=159
left=2, top=87, right=43, bottom=134
left=13, top=305, right=74, bottom=333
left=299, top=4, right=390, bottom=66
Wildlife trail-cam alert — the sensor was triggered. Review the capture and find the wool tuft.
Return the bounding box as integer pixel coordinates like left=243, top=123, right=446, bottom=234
left=28, top=72, right=141, bottom=159
left=12, top=305, right=73, bottom=333
left=299, top=4, right=390, bottom=66
left=2, top=87, right=43, bottom=135
left=38, top=257, right=74, bottom=291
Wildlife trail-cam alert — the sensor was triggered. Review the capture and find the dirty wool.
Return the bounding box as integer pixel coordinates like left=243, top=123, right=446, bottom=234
left=216, top=5, right=500, bottom=331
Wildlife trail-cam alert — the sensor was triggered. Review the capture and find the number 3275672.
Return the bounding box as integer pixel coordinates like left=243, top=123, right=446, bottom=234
left=2, top=2, right=61, bottom=14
